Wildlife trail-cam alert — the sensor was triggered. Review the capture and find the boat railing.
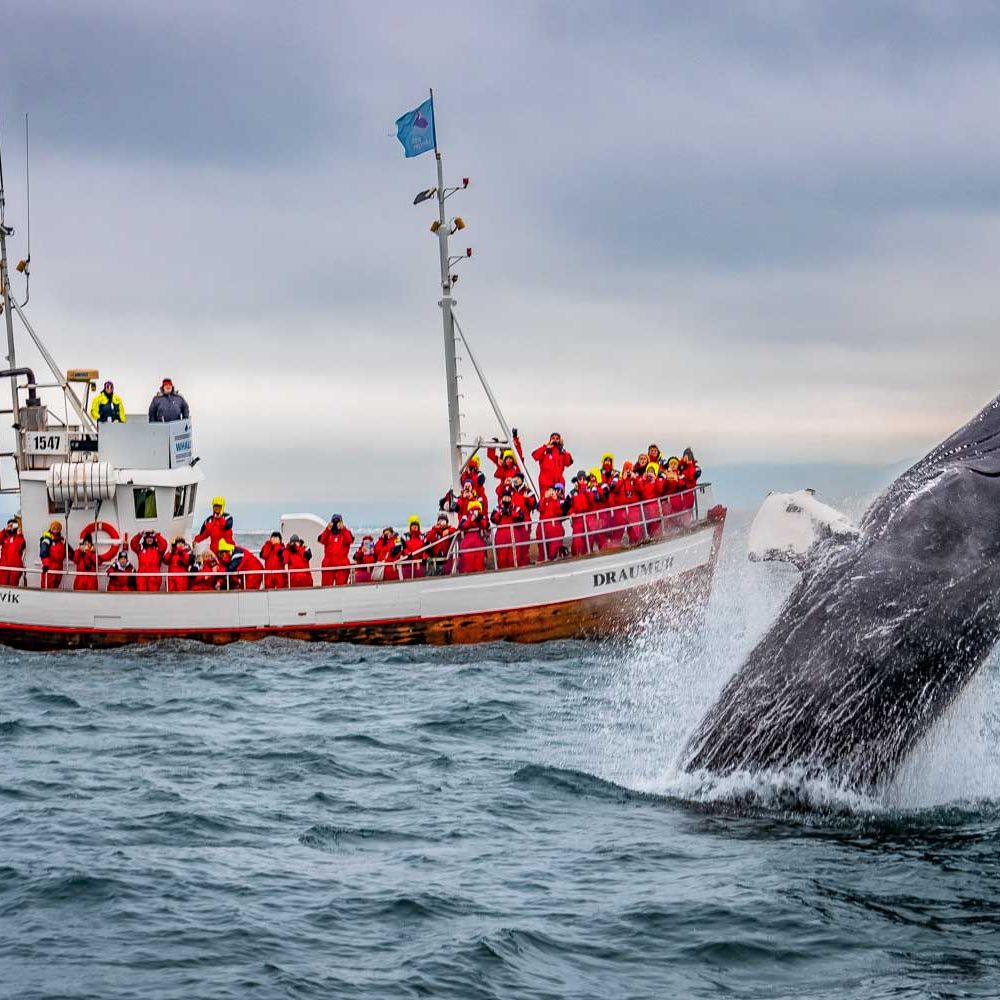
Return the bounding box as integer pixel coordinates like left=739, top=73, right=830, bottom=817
left=9, top=484, right=720, bottom=592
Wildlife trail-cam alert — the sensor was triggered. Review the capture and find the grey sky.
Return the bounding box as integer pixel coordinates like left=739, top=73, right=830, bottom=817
left=2, top=1, right=999, bottom=518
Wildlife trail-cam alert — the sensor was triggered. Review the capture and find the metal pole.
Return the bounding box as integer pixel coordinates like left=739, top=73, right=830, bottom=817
left=434, top=138, right=463, bottom=491
left=451, top=312, right=541, bottom=499
left=0, top=135, right=21, bottom=470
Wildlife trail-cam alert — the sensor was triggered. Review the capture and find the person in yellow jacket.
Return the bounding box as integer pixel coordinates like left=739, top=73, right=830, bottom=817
left=90, top=380, right=126, bottom=423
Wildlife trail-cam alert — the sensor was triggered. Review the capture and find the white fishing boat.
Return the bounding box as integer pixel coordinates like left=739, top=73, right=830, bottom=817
left=0, top=105, right=726, bottom=650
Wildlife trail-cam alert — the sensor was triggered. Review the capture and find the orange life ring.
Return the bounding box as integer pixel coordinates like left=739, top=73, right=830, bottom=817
left=80, top=521, right=121, bottom=563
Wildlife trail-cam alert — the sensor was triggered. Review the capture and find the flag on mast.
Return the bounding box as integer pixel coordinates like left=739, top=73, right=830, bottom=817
left=395, top=97, right=436, bottom=158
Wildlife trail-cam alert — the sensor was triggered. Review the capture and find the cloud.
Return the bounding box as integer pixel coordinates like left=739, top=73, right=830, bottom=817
left=2, top=1, right=999, bottom=520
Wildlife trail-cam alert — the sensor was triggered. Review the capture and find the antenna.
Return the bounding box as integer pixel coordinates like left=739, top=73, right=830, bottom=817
left=19, top=114, right=30, bottom=306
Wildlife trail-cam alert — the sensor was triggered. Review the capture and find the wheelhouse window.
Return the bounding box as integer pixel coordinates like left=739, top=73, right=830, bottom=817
left=133, top=488, right=158, bottom=519
left=173, top=485, right=188, bottom=518
left=187, top=484, right=197, bottom=515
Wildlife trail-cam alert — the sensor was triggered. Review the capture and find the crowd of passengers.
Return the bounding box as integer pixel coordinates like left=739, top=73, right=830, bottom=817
left=0, top=431, right=702, bottom=592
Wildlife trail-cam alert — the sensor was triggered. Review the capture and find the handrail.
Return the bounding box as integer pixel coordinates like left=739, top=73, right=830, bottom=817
left=5, top=484, right=717, bottom=593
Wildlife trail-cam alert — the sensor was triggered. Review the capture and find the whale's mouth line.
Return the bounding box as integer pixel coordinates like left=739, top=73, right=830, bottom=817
left=968, top=467, right=1000, bottom=479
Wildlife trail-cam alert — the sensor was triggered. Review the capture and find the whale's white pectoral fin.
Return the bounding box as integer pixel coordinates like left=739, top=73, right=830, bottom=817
left=748, top=489, right=859, bottom=568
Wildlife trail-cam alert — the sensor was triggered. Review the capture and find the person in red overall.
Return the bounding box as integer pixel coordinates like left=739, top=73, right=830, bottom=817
left=167, top=537, right=195, bottom=592
left=130, top=530, right=168, bottom=593
left=531, top=432, right=573, bottom=494
left=218, top=542, right=264, bottom=590
left=423, top=514, right=457, bottom=576
left=636, top=464, right=664, bottom=538
left=260, top=532, right=287, bottom=590
left=191, top=551, right=225, bottom=591
left=352, top=535, right=377, bottom=583
left=487, top=430, right=525, bottom=502
left=661, top=458, right=685, bottom=529
left=587, top=469, right=610, bottom=551
left=107, top=550, right=137, bottom=592
left=677, top=447, right=701, bottom=512
left=598, top=455, right=619, bottom=547
left=39, top=522, right=67, bottom=590
left=536, top=486, right=566, bottom=561
left=373, top=528, right=404, bottom=582
left=318, top=514, right=354, bottom=587
left=508, top=473, right=537, bottom=566
left=633, top=452, right=650, bottom=480
left=490, top=490, right=524, bottom=570
left=0, top=517, right=26, bottom=587
left=71, top=535, right=99, bottom=591
left=459, top=456, right=490, bottom=514
left=284, top=535, right=314, bottom=588
left=647, top=443, right=663, bottom=469
left=566, top=471, right=595, bottom=556
left=401, top=517, right=428, bottom=580
left=614, top=462, right=644, bottom=545
left=457, top=501, right=488, bottom=574
left=194, top=497, right=235, bottom=554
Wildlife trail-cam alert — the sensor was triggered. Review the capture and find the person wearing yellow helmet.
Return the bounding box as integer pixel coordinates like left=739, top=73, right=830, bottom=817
left=487, top=429, right=525, bottom=502
left=637, top=462, right=665, bottom=538
left=457, top=500, right=489, bottom=574
left=194, top=496, right=235, bottom=554
left=401, top=515, right=428, bottom=579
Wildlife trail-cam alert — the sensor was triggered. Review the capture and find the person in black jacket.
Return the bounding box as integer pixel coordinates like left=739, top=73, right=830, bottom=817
left=148, top=378, right=190, bottom=422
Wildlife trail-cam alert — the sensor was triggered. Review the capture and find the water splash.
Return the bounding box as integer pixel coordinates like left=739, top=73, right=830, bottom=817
left=584, top=509, right=1000, bottom=815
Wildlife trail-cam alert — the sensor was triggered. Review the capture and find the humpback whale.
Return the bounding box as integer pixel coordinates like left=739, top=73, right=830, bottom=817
left=683, top=393, right=1000, bottom=791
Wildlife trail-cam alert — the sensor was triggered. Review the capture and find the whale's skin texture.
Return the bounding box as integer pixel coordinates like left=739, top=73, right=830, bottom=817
left=683, top=394, right=1000, bottom=791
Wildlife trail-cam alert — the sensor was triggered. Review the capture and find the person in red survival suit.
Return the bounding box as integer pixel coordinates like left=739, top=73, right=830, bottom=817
left=284, top=535, right=314, bottom=588
left=401, top=516, right=428, bottom=580
left=487, top=429, right=525, bottom=502
left=636, top=463, right=664, bottom=538
left=531, top=432, right=573, bottom=494
left=107, top=550, right=137, bottom=592
left=647, top=443, right=663, bottom=469
left=661, top=458, right=685, bottom=529
left=260, top=532, right=287, bottom=590
left=39, top=521, right=67, bottom=589
left=352, top=534, right=377, bottom=583
left=460, top=455, right=490, bottom=514
left=191, top=551, right=225, bottom=591
left=130, top=529, right=168, bottom=593
left=0, top=517, right=26, bottom=587
left=423, top=514, right=457, bottom=576
left=633, top=452, right=650, bottom=480
left=373, top=527, right=404, bottom=582
left=318, top=514, right=354, bottom=587
left=71, top=535, right=99, bottom=591
left=598, top=455, right=620, bottom=547
left=677, top=447, right=702, bottom=512
left=507, top=472, right=537, bottom=566
left=457, top=501, right=488, bottom=574
left=167, top=537, right=196, bottom=592
left=566, top=471, right=595, bottom=556
left=536, top=485, right=566, bottom=562
left=614, top=462, right=644, bottom=545
left=194, top=496, right=235, bottom=554
left=218, top=541, right=264, bottom=590
left=587, top=469, right=611, bottom=551
left=490, top=489, right=524, bottom=570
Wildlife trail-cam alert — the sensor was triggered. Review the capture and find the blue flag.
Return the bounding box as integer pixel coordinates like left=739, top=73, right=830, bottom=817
left=395, top=97, right=436, bottom=158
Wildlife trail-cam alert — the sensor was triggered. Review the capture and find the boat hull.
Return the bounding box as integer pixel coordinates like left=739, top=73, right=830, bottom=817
left=0, top=516, right=725, bottom=651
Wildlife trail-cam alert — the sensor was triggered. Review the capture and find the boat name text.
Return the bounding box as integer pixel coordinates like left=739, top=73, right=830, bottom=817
left=593, top=555, right=675, bottom=588
left=0, top=591, right=20, bottom=604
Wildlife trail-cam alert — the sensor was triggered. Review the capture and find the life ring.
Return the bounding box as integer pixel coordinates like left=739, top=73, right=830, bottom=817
left=80, top=521, right=121, bottom=563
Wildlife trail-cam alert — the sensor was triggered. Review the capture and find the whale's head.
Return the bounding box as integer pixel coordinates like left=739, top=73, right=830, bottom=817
left=860, top=394, right=1000, bottom=583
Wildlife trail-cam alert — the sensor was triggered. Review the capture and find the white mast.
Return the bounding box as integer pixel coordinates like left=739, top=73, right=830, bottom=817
left=0, top=134, right=23, bottom=473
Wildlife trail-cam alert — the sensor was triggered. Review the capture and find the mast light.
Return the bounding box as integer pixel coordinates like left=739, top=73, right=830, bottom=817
left=453, top=217, right=466, bottom=231
left=430, top=220, right=442, bottom=234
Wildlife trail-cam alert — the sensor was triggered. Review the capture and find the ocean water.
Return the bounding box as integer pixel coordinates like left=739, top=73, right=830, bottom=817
left=3, top=518, right=1000, bottom=999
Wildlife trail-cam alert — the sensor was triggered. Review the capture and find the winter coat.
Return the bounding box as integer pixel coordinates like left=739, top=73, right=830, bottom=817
left=148, top=390, right=190, bottom=423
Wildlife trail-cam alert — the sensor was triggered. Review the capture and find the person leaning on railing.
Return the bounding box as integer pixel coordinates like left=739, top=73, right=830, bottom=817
left=260, top=533, right=287, bottom=590
left=535, top=485, right=566, bottom=562
left=423, top=514, right=456, bottom=576
left=71, top=535, right=99, bottom=592
left=401, top=517, right=429, bottom=580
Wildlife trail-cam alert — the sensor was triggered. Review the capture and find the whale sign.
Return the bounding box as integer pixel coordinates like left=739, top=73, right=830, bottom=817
left=683, top=393, right=1000, bottom=791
